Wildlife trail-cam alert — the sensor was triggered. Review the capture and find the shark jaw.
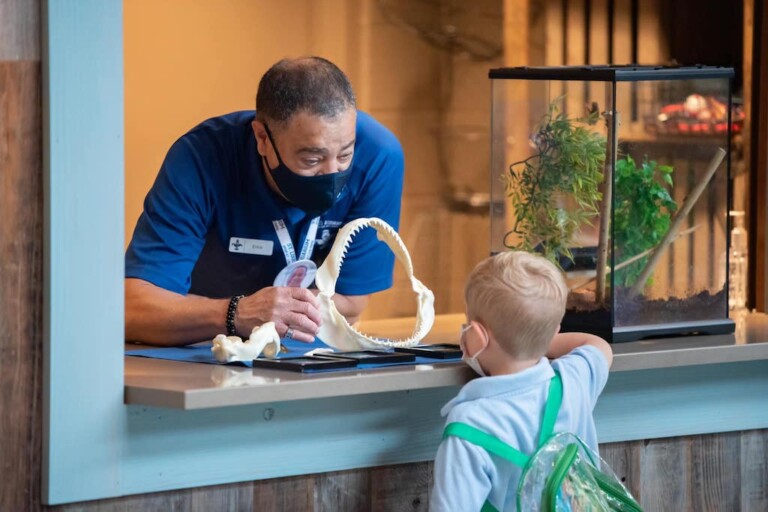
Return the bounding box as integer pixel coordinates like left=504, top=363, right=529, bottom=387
left=315, top=217, right=435, bottom=351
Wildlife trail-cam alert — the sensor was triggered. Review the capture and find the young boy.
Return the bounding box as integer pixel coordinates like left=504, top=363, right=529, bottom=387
left=429, top=251, right=613, bottom=512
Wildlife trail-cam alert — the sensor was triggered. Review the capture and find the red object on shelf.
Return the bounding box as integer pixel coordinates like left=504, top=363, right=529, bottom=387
left=647, top=94, right=744, bottom=136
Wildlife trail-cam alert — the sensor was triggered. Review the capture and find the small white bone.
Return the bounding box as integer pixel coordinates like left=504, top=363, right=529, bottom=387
left=211, top=322, right=281, bottom=363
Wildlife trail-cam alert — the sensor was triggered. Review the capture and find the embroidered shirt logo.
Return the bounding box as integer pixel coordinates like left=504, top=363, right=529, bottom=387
left=315, top=229, right=335, bottom=249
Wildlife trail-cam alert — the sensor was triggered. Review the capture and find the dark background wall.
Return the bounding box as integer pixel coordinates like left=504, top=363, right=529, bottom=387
left=663, top=0, right=744, bottom=89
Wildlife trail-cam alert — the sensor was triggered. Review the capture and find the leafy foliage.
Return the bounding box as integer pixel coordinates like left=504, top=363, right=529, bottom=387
left=503, top=98, right=606, bottom=268
left=614, top=155, right=677, bottom=287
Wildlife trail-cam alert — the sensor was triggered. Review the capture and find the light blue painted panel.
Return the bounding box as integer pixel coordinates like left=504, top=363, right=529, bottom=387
left=117, top=362, right=767, bottom=496
left=43, top=0, right=125, bottom=505
left=122, top=388, right=459, bottom=494
left=595, top=360, right=768, bottom=443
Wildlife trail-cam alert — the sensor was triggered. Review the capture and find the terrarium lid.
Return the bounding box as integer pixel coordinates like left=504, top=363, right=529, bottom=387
left=488, top=65, right=734, bottom=82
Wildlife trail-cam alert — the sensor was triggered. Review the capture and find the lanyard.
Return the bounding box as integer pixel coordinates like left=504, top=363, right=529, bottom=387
left=272, top=217, right=320, bottom=265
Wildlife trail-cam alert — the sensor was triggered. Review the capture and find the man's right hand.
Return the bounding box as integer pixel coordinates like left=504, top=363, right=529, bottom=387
left=235, top=287, right=321, bottom=343
left=125, top=278, right=322, bottom=346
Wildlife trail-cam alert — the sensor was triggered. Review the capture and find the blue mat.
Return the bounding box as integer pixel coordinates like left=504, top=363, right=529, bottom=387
left=126, top=338, right=460, bottom=373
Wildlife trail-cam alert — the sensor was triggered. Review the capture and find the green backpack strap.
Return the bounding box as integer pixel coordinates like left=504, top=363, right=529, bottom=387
left=443, top=422, right=530, bottom=468
left=480, top=501, right=500, bottom=512
left=442, top=371, right=564, bottom=466
left=539, top=371, right=563, bottom=446
left=442, top=423, right=524, bottom=512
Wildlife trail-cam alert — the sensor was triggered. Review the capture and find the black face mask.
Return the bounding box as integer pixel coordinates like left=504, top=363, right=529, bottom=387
left=263, top=123, right=352, bottom=217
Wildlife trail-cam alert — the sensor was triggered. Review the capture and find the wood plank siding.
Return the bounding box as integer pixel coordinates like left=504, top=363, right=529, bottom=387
left=0, top=1, right=43, bottom=511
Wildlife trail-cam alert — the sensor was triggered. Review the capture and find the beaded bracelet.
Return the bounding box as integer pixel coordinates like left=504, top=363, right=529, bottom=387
left=226, top=294, right=245, bottom=336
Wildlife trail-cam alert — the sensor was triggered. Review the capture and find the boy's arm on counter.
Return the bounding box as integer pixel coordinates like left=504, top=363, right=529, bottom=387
left=547, top=331, right=614, bottom=368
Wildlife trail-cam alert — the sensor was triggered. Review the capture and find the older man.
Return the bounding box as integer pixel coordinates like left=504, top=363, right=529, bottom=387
left=125, top=57, right=404, bottom=345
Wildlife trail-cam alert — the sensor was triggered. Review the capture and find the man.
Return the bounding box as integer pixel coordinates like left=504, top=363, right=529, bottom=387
left=125, top=57, right=404, bottom=346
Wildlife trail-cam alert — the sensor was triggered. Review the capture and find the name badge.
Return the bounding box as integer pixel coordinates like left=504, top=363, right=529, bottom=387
left=229, top=237, right=274, bottom=256
left=273, top=259, right=317, bottom=288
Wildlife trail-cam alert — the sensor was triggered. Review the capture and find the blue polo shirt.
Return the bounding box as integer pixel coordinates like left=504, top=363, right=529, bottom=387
left=125, top=110, right=404, bottom=298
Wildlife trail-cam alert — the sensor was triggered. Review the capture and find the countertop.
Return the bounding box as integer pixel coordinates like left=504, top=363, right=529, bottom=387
left=125, top=310, right=768, bottom=410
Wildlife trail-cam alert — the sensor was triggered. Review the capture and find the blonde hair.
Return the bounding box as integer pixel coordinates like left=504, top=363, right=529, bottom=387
left=464, top=251, right=568, bottom=359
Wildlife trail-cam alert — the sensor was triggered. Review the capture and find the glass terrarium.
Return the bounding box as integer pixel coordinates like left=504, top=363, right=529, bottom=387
left=489, top=66, right=738, bottom=342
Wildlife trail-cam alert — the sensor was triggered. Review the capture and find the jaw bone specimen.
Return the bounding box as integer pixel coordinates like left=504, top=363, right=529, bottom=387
left=211, top=321, right=281, bottom=363
left=315, top=217, right=435, bottom=350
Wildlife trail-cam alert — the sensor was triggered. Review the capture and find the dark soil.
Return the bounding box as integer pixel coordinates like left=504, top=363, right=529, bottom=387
left=561, top=287, right=728, bottom=340
left=560, top=307, right=612, bottom=340
left=613, top=287, right=727, bottom=327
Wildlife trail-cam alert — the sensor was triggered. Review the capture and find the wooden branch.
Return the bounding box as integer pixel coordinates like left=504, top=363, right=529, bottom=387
left=595, top=111, right=618, bottom=304
left=569, top=225, right=701, bottom=290
left=628, top=148, right=727, bottom=297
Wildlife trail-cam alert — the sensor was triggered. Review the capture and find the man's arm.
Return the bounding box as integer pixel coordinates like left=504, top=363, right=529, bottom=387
left=126, top=278, right=323, bottom=346
left=546, top=331, right=614, bottom=367
left=125, top=278, right=229, bottom=346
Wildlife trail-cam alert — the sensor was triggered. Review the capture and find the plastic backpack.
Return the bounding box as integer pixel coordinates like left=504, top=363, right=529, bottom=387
left=442, top=372, right=642, bottom=511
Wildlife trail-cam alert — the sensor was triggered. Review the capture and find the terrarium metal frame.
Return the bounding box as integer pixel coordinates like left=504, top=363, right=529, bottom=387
left=489, top=65, right=736, bottom=342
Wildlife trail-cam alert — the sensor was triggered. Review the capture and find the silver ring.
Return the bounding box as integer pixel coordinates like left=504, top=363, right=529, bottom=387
left=285, top=327, right=294, bottom=339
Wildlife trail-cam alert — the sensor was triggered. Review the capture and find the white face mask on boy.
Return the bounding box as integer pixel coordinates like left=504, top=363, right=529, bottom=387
left=460, top=323, right=487, bottom=377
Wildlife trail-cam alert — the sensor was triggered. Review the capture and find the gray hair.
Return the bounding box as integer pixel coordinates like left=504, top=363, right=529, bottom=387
left=465, top=251, right=568, bottom=359
left=256, top=56, right=356, bottom=127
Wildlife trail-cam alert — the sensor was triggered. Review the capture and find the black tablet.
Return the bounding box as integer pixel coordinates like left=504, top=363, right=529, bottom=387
left=394, top=344, right=463, bottom=359
left=251, top=356, right=358, bottom=372
left=317, top=350, right=416, bottom=364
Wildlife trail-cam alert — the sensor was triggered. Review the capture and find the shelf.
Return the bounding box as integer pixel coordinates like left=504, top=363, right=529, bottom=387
left=125, top=312, right=768, bottom=410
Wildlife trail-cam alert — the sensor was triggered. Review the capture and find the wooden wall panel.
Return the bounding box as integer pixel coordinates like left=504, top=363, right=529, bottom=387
left=55, top=481, right=255, bottom=512
left=0, top=0, right=40, bottom=59
left=370, top=462, right=431, bottom=512
left=589, top=0, right=609, bottom=63
left=638, top=436, right=693, bottom=510
left=0, top=2, right=43, bottom=512
left=41, top=430, right=768, bottom=511
left=637, top=0, right=664, bottom=64
left=738, top=0, right=754, bottom=218
left=564, top=0, right=587, bottom=117
left=314, top=471, right=370, bottom=511
left=599, top=440, right=642, bottom=498
left=752, top=0, right=768, bottom=310
left=740, top=429, right=768, bottom=511
left=690, top=431, right=741, bottom=511
left=253, top=475, right=314, bottom=511
left=528, top=0, right=547, bottom=65
left=0, top=58, right=43, bottom=512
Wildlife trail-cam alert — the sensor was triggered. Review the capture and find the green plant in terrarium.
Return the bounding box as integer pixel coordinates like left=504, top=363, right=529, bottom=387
left=613, top=155, right=677, bottom=288
left=503, top=97, right=606, bottom=268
